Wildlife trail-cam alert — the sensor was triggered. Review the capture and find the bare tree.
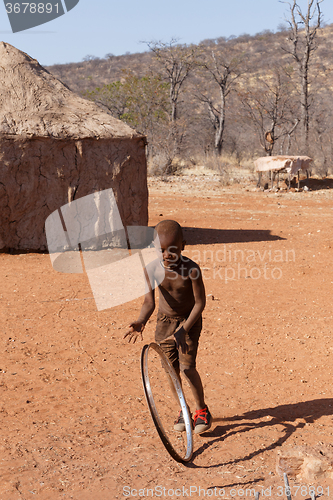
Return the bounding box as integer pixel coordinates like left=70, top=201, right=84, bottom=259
left=144, top=39, right=199, bottom=170
left=240, top=68, right=298, bottom=156
left=197, top=50, right=242, bottom=156
left=146, top=39, right=199, bottom=123
left=281, top=0, right=323, bottom=153
left=309, top=88, right=333, bottom=175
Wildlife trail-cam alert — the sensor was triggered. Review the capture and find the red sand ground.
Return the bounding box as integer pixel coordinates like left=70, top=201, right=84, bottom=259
left=1, top=176, right=333, bottom=500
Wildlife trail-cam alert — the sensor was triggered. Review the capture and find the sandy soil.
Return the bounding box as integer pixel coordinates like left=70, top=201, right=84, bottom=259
left=1, top=175, right=333, bottom=500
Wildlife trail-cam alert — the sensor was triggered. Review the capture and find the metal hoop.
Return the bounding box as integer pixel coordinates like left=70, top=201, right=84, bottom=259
left=141, top=342, right=193, bottom=463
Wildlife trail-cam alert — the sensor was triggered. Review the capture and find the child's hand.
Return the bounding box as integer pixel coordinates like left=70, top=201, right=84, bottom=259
left=174, top=326, right=188, bottom=354
left=124, top=321, right=145, bottom=343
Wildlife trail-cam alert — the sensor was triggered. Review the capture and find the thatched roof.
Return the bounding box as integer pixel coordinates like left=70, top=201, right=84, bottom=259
left=0, top=42, right=141, bottom=140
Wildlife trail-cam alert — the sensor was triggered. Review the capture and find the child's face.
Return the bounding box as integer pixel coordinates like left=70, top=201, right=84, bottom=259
left=154, top=232, right=184, bottom=268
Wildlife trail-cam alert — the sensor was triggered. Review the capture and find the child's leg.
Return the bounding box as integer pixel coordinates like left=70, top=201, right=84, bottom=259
left=178, top=318, right=207, bottom=411
left=159, top=340, right=191, bottom=411
left=180, top=366, right=205, bottom=411
left=182, top=364, right=212, bottom=434
left=166, top=370, right=182, bottom=403
left=162, top=343, right=182, bottom=398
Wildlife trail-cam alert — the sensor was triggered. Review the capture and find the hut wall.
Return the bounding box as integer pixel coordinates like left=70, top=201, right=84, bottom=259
left=0, top=136, right=148, bottom=250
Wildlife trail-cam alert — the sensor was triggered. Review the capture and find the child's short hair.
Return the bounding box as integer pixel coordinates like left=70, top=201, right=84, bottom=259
left=154, top=220, right=183, bottom=241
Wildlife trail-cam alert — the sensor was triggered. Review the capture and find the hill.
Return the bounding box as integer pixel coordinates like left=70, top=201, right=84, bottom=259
left=45, top=24, right=333, bottom=175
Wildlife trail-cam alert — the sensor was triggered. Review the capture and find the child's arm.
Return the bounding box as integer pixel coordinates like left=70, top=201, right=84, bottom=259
left=174, top=266, right=206, bottom=353
left=124, top=267, right=156, bottom=343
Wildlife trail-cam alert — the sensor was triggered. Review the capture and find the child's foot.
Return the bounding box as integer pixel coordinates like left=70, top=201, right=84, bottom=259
left=193, top=406, right=212, bottom=434
left=174, top=410, right=186, bottom=432
left=174, top=409, right=193, bottom=432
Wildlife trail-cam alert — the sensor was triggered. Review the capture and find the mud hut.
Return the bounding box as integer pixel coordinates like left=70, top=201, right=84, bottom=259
left=0, top=42, right=148, bottom=251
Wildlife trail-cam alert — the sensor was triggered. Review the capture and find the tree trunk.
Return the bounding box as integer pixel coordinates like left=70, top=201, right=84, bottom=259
left=171, top=98, right=177, bottom=122
left=214, top=89, right=225, bottom=155
left=300, top=61, right=309, bottom=154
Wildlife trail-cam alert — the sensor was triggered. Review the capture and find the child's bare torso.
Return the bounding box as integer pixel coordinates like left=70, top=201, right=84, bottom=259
left=148, top=257, right=199, bottom=318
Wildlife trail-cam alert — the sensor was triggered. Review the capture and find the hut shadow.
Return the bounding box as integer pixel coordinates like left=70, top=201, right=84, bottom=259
left=300, top=178, right=333, bottom=191
left=182, top=227, right=285, bottom=245
left=1, top=228, right=285, bottom=254
left=184, top=398, right=333, bottom=469
left=0, top=248, right=47, bottom=255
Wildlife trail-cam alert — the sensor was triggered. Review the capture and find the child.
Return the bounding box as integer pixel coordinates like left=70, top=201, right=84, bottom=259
left=124, top=220, right=212, bottom=434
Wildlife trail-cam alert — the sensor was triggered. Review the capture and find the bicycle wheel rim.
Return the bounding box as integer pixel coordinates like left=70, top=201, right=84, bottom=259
left=141, top=342, right=193, bottom=463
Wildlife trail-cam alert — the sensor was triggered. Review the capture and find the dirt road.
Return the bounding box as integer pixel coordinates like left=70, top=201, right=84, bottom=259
left=1, top=176, right=333, bottom=499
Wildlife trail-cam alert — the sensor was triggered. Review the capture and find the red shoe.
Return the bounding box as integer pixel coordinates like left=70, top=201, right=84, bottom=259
left=193, top=406, right=212, bottom=434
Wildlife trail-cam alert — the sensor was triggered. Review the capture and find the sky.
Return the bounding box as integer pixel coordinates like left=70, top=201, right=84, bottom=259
left=0, top=0, right=333, bottom=66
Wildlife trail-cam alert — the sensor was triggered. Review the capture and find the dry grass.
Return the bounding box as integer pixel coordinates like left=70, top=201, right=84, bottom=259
left=149, top=153, right=257, bottom=186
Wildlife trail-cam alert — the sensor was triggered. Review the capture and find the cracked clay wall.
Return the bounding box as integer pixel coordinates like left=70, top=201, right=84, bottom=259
left=0, top=136, right=148, bottom=251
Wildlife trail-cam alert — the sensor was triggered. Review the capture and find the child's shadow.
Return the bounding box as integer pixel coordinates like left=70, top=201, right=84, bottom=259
left=186, top=398, right=333, bottom=468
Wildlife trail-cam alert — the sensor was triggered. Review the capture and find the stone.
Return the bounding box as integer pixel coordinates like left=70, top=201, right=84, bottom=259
left=277, top=444, right=333, bottom=482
